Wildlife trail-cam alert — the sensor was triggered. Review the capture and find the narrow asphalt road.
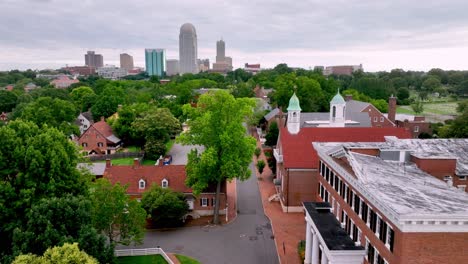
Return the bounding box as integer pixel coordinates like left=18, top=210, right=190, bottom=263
left=122, top=162, right=279, bottom=264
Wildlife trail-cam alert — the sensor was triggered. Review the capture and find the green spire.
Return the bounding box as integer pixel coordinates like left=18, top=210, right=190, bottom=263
left=330, top=89, right=345, bottom=104
left=287, top=92, right=301, bottom=111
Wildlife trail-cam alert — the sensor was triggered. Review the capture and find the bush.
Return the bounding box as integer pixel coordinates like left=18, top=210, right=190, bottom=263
left=254, top=147, right=261, bottom=158
left=256, top=160, right=266, bottom=174
left=298, top=240, right=305, bottom=263
left=144, top=138, right=166, bottom=160
left=267, top=157, right=276, bottom=174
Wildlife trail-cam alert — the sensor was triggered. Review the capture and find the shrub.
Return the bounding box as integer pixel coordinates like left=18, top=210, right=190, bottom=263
left=256, top=160, right=266, bottom=174
left=254, top=147, right=261, bottom=158
left=144, top=138, right=166, bottom=160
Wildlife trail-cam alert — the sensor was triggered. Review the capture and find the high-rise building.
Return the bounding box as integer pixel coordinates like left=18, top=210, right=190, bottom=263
left=120, top=53, right=134, bottom=71
left=85, top=51, right=103, bottom=68
left=216, top=39, right=225, bottom=63
left=179, top=23, right=198, bottom=74
left=145, top=49, right=166, bottom=77
left=197, top=59, right=210, bottom=72
left=166, top=59, right=179, bottom=76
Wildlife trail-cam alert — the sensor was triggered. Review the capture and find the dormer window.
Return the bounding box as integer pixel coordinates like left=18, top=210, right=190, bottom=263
left=162, top=179, right=168, bottom=188
left=139, top=179, right=146, bottom=189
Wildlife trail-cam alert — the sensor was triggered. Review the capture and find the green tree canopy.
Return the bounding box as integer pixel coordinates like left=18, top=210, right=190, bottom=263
left=132, top=107, right=181, bottom=143
left=422, top=76, right=442, bottom=92
left=90, top=179, right=146, bottom=246
left=178, top=90, right=257, bottom=224
left=265, top=121, right=279, bottom=147
left=70, top=86, right=96, bottom=112
left=12, top=243, right=98, bottom=264
left=141, top=185, right=189, bottom=228
left=0, top=90, right=18, bottom=112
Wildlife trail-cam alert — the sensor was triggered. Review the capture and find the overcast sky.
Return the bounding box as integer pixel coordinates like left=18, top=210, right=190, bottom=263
left=1, top=0, right=468, bottom=71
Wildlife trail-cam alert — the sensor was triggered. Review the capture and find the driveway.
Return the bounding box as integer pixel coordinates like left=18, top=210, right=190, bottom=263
left=122, top=162, right=279, bottom=264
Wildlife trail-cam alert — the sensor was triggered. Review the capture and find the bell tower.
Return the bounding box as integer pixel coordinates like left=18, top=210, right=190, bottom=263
left=329, top=90, right=346, bottom=127
left=287, top=92, right=301, bottom=134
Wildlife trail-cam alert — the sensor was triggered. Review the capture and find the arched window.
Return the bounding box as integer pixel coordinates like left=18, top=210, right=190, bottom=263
left=332, top=106, right=336, bottom=118
left=161, top=179, right=168, bottom=188
left=343, top=106, right=346, bottom=118
left=139, top=179, right=146, bottom=189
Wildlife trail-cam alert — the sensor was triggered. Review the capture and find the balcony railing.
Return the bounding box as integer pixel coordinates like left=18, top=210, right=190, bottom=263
left=273, top=148, right=283, bottom=163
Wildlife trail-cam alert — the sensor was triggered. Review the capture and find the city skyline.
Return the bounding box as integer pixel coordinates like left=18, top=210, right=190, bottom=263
left=1, top=0, right=468, bottom=71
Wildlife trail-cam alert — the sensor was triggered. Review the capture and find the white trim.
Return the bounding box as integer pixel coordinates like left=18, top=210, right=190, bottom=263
left=138, top=179, right=146, bottom=189
left=161, top=178, right=168, bottom=188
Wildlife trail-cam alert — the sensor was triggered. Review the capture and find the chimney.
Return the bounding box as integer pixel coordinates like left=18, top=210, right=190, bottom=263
left=345, top=95, right=353, bottom=101
left=158, top=155, right=164, bottom=167
left=388, top=95, right=397, bottom=123
left=133, top=158, right=140, bottom=168
left=100, top=116, right=105, bottom=122
left=105, top=159, right=111, bottom=168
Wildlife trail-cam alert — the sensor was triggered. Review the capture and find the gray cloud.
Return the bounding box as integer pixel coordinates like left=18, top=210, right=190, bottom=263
left=1, top=0, right=468, bottom=70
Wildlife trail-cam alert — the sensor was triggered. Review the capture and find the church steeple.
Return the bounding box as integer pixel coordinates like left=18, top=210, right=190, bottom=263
left=329, top=89, right=346, bottom=127
left=287, top=92, right=301, bottom=134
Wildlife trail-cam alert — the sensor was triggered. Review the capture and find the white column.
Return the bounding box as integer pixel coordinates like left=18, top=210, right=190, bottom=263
left=304, top=222, right=312, bottom=264
left=321, top=251, right=328, bottom=264
left=311, top=231, right=319, bottom=264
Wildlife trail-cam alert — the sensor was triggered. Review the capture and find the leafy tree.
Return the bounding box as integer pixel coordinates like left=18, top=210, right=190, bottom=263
left=91, top=86, right=125, bottom=120
left=265, top=121, right=279, bottom=146
left=141, top=185, right=189, bottom=228
left=273, top=63, right=293, bottom=75
left=12, top=243, right=98, bottom=264
left=256, top=160, right=266, bottom=174
left=456, top=80, right=468, bottom=96
left=178, top=90, right=256, bottom=224
left=396, top=87, right=410, bottom=102
left=421, top=76, right=441, bottom=92
left=111, top=103, right=153, bottom=145
left=29, top=88, right=70, bottom=101
left=70, top=86, right=96, bottom=112
left=411, top=100, right=424, bottom=114
left=439, top=108, right=468, bottom=138
left=90, top=179, right=146, bottom=246
left=456, top=100, right=468, bottom=113
left=144, top=138, right=167, bottom=160
left=0, top=90, right=18, bottom=112
left=132, top=108, right=181, bottom=143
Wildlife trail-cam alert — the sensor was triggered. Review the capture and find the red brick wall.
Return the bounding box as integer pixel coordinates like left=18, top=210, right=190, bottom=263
left=193, top=193, right=226, bottom=210
left=362, top=105, right=394, bottom=127
left=78, top=126, right=108, bottom=153
left=411, top=157, right=456, bottom=177
left=286, top=170, right=315, bottom=206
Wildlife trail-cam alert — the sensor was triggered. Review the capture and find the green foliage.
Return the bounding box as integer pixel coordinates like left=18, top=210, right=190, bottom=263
left=422, top=76, right=442, bottom=92
left=70, top=86, right=96, bottom=112
left=456, top=100, right=468, bottom=113
left=265, top=121, right=279, bottom=146
left=132, top=108, right=181, bottom=143
left=411, top=100, right=424, bottom=114
left=438, top=109, right=468, bottom=138
left=90, top=179, right=146, bottom=246
left=256, top=160, right=266, bottom=174
left=254, top=147, right=261, bottom=158
left=91, top=86, right=125, bottom=120
left=175, top=254, right=201, bottom=264
left=141, top=185, right=189, bottom=228
left=112, top=103, right=153, bottom=145
left=396, top=87, right=410, bottom=102
left=144, top=138, right=167, bottom=160
left=178, top=90, right=256, bottom=224
left=12, top=243, right=98, bottom=264
left=0, top=90, right=18, bottom=112
left=267, top=156, right=277, bottom=174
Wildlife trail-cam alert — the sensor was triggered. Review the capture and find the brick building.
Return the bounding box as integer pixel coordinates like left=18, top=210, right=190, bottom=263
left=77, top=117, right=121, bottom=155
left=273, top=93, right=411, bottom=212
left=385, top=96, right=432, bottom=138
left=303, top=138, right=468, bottom=264
left=103, top=159, right=227, bottom=219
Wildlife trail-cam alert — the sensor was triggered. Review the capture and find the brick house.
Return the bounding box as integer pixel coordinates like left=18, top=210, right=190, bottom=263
left=385, top=96, right=432, bottom=138
left=273, top=93, right=411, bottom=212
left=344, top=95, right=395, bottom=128
left=303, top=138, right=468, bottom=264
left=77, top=117, right=121, bottom=155
left=103, top=159, right=227, bottom=219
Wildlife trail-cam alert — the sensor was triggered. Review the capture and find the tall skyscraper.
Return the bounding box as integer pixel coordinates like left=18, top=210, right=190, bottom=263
left=166, top=59, right=179, bottom=76
left=145, top=49, right=166, bottom=77
left=179, top=23, right=198, bottom=74
left=85, top=51, right=103, bottom=68
left=120, top=53, right=134, bottom=71
left=216, top=39, right=225, bottom=63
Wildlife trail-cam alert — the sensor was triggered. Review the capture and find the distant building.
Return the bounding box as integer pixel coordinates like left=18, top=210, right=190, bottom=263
left=385, top=96, right=432, bottom=138
left=24, top=82, right=38, bottom=92
left=77, top=117, right=121, bottom=155
left=244, top=63, right=261, bottom=74
left=179, top=23, right=198, bottom=74
left=120, top=53, right=134, bottom=71
left=145, top=49, right=166, bottom=77
left=85, top=51, right=103, bottom=68
left=216, top=39, right=225, bottom=63
left=198, top=59, right=210, bottom=72
left=324, top=64, right=363, bottom=76
left=313, top=66, right=324, bottom=72
left=166, top=59, right=179, bottom=76
left=212, top=39, right=232, bottom=73
left=50, top=75, right=79, bottom=88
left=96, top=65, right=128, bottom=80
left=75, top=111, right=93, bottom=135
left=62, top=66, right=96, bottom=76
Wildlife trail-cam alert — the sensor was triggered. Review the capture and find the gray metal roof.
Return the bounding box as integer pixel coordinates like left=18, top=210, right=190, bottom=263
left=264, top=108, right=280, bottom=121
left=77, top=163, right=106, bottom=176
left=345, top=100, right=370, bottom=114
left=106, top=135, right=121, bottom=144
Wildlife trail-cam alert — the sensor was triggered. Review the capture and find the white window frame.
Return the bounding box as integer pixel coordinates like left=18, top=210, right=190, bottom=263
left=351, top=192, right=355, bottom=209
left=359, top=199, right=363, bottom=217
left=336, top=203, right=340, bottom=221
left=385, top=225, right=392, bottom=249
left=380, top=117, right=384, bottom=122
left=365, top=239, right=369, bottom=260
left=414, top=126, right=419, bottom=132
left=161, top=179, right=168, bottom=188
left=138, top=179, right=146, bottom=189
left=356, top=228, right=362, bottom=246
left=457, top=185, right=466, bottom=191
left=459, top=175, right=467, bottom=181
left=376, top=214, right=381, bottom=238
left=373, top=117, right=378, bottom=122
left=367, top=206, right=372, bottom=227
left=373, top=249, right=379, bottom=264
left=201, top=197, right=208, bottom=207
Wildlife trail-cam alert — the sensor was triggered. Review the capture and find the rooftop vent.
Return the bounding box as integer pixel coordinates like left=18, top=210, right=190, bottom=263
left=379, top=150, right=410, bottom=162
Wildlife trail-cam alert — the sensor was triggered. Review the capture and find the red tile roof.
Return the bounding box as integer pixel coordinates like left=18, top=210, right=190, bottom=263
left=104, top=164, right=191, bottom=195
left=279, top=126, right=411, bottom=169
left=93, top=119, right=114, bottom=138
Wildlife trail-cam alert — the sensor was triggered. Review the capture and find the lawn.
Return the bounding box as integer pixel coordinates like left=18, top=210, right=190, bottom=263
left=117, top=254, right=168, bottom=264
left=397, top=102, right=459, bottom=116
left=175, top=254, right=201, bottom=264
left=97, top=158, right=156, bottom=165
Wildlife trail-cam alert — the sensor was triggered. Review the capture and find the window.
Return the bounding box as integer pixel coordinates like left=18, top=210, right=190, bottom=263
left=334, top=176, right=339, bottom=191
left=200, top=198, right=208, bottom=207
left=332, top=106, right=336, bottom=118
left=376, top=215, right=382, bottom=237
left=330, top=171, right=334, bottom=186
left=211, top=198, right=216, bottom=206
left=380, top=220, right=388, bottom=243
left=356, top=229, right=361, bottom=245
left=444, top=175, right=452, bottom=181
left=414, top=126, right=419, bottom=132
left=380, top=117, right=384, bottom=122
left=361, top=202, right=369, bottom=223
left=161, top=179, right=168, bottom=188
left=374, top=117, right=378, bottom=122
left=367, top=242, right=375, bottom=264
left=82, top=142, right=88, bottom=147
left=84, top=125, right=88, bottom=128
left=354, top=195, right=361, bottom=214
left=138, top=179, right=146, bottom=189
left=336, top=203, right=340, bottom=220
left=388, top=227, right=395, bottom=252
left=97, top=142, right=103, bottom=147
left=459, top=175, right=467, bottom=181
left=370, top=210, right=377, bottom=232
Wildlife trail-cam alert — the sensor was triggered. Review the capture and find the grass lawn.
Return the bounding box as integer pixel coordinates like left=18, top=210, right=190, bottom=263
left=142, top=159, right=157, bottom=165
left=397, top=102, right=459, bottom=116
left=126, top=145, right=142, bottom=152
left=117, top=254, right=167, bottom=264
left=165, top=139, right=175, bottom=154
left=175, top=254, right=201, bottom=264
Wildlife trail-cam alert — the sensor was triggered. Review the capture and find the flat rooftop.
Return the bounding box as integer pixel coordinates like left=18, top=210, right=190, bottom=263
left=303, top=202, right=364, bottom=251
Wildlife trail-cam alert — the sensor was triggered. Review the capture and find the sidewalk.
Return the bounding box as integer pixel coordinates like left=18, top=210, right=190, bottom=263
left=253, top=132, right=305, bottom=264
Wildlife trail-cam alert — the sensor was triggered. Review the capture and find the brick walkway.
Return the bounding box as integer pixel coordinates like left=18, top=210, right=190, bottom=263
left=253, top=132, right=305, bottom=264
